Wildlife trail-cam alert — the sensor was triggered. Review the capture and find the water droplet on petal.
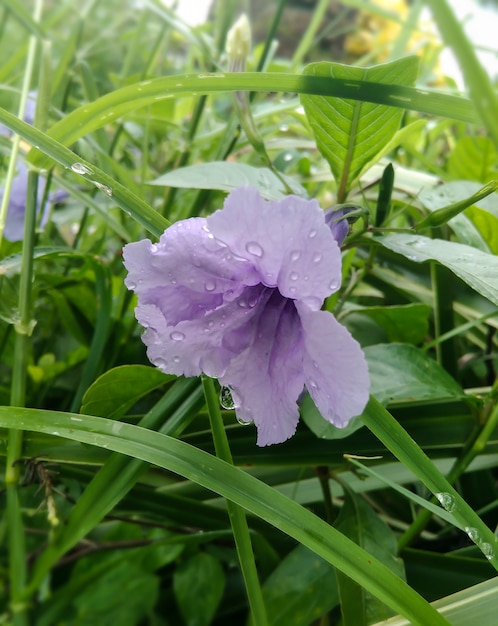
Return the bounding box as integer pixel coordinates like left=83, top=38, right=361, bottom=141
left=150, top=243, right=159, bottom=253
left=205, top=279, right=216, bottom=292
left=436, top=492, right=456, bottom=513
left=328, top=278, right=339, bottom=291
left=290, top=271, right=299, bottom=281
left=127, top=280, right=137, bottom=289
left=236, top=415, right=254, bottom=426
left=71, top=162, right=93, bottom=175
left=308, top=229, right=317, bottom=239
left=313, top=252, right=322, bottom=263
left=155, top=357, right=168, bottom=368
left=290, top=250, right=301, bottom=261
left=172, top=356, right=180, bottom=363
left=245, top=241, right=264, bottom=258
left=308, top=379, right=319, bottom=391
left=170, top=331, right=185, bottom=341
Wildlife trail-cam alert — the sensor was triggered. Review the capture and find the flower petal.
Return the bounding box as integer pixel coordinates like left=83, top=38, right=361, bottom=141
left=207, top=187, right=342, bottom=307
left=221, top=293, right=305, bottom=446
left=123, top=217, right=259, bottom=326
left=135, top=286, right=272, bottom=379
left=297, top=302, right=370, bottom=428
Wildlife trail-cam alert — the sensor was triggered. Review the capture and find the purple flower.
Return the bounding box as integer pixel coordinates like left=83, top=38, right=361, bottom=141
left=1, top=162, right=66, bottom=242
left=123, top=187, right=369, bottom=446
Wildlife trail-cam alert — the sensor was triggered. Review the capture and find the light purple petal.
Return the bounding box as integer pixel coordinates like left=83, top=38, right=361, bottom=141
left=220, top=293, right=305, bottom=446
left=296, top=302, right=370, bottom=427
left=207, top=187, right=342, bottom=308
left=123, top=217, right=259, bottom=326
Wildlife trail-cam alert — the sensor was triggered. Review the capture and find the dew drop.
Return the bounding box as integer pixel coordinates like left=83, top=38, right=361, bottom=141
left=127, top=280, right=137, bottom=289
left=172, top=356, right=180, bottom=363
left=308, top=379, right=319, bottom=391
left=236, top=415, right=254, bottom=426
left=220, top=386, right=235, bottom=409
left=328, top=279, right=339, bottom=291
left=289, top=286, right=296, bottom=294
left=71, top=162, right=93, bottom=175
left=290, top=250, right=301, bottom=261
left=245, top=241, right=264, bottom=258
left=150, top=243, right=159, bottom=253
left=155, top=357, right=168, bottom=368
left=205, top=279, right=216, bottom=292
left=481, top=542, right=495, bottom=561
left=93, top=181, right=113, bottom=196
left=283, top=152, right=293, bottom=162
left=435, top=492, right=456, bottom=513
left=308, top=229, right=317, bottom=239
left=170, top=331, right=185, bottom=341
left=290, top=271, right=299, bottom=281
left=313, top=252, right=322, bottom=263
left=465, top=527, right=480, bottom=543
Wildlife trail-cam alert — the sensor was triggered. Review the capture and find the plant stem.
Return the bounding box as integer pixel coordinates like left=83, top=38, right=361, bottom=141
left=201, top=375, right=268, bottom=626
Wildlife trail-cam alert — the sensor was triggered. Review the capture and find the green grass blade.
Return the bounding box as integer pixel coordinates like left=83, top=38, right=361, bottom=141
left=0, top=109, right=169, bottom=237
left=0, top=406, right=451, bottom=626
left=21, top=73, right=478, bottom=169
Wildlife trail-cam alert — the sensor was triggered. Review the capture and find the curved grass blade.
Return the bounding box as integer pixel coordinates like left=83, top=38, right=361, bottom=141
left=0, top=406, right=450, bottom=626
left=0, top=108, right=169, bottom=237
left=20, top=72, right=478, bottom=169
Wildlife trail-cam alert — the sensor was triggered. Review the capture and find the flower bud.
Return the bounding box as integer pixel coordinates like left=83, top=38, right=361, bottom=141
left=226, top=14, right=251, bottom=72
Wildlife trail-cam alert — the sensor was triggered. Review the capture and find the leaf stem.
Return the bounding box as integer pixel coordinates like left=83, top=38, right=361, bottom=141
left=201, top=375, right=268, bottom=626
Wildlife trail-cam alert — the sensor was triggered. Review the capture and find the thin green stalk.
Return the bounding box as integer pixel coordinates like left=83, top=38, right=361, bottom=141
left=201, top=375, right=268, bottom=626
left=5, top=0, right=43, bottom=619
left=362, top=397, right=498, bottom=571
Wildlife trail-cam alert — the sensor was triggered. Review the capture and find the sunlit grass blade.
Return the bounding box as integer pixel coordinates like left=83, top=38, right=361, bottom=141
left=0, top=406, right=451, bottom=626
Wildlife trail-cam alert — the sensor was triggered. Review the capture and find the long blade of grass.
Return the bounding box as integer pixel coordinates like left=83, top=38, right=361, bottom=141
left=0, top=406, right=451, bottom=626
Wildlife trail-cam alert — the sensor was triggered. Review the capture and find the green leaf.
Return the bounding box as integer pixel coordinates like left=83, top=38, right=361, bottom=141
left=465, top=205, right=498, bottom=255
left=364, top=344, right=463, bottom=405
left=335, top=485, right=405, bottom=625
left=0, top=407, right=452, bottom=626
left=343, top=304, right=431, bottom=344
left=375, top=233, right=498, bottom=306
left=447, top=136, right=498, bottom=183
left=173, top=552, right=225, bottom=626
left=300, top=57, right=418, bottom=200
left=80, top=365, right=174, bottom=419
left=254, top=544, right=339, bottom=626
left=300, top=392, right=365, bottom=440
left=149, top=161, right=306, bottom=199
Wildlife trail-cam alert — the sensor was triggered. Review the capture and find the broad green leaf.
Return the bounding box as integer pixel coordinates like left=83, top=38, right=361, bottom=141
left=335, top=485, right=405, bottom=625
left=375, top=233, right=498, bottom=306
left=0, top=407, right=452, bottom=626
left=364, top=344, right=463, bottom=405
left=173, top=552, right=225, bottom=626
left=465, top=205, right=498, bottom=255
left=149, top=161, right=306, bottom=199
left=300, top=57, right=419, bottom=199
left=342, top=304, right=431, bottom=345
left=447, top=136, right=498, bottom=183
left=251, top=544, right=339, bottom=626
left=80, top=365, right=174, bottom=419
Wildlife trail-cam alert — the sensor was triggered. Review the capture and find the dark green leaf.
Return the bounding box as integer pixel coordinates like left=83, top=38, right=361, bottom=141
left=364, top=344, right=464, bottom=405
left=343, top=304, right=431, bottom=345
left=335, top=485, right=405, bottom=625
left=375, top=233, right=498, bottom=306
left=173, top=552, right=225, bottom=626
left=80, top=365, right=174, bottom=419
left=253, top=544, right=339, bottom=626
